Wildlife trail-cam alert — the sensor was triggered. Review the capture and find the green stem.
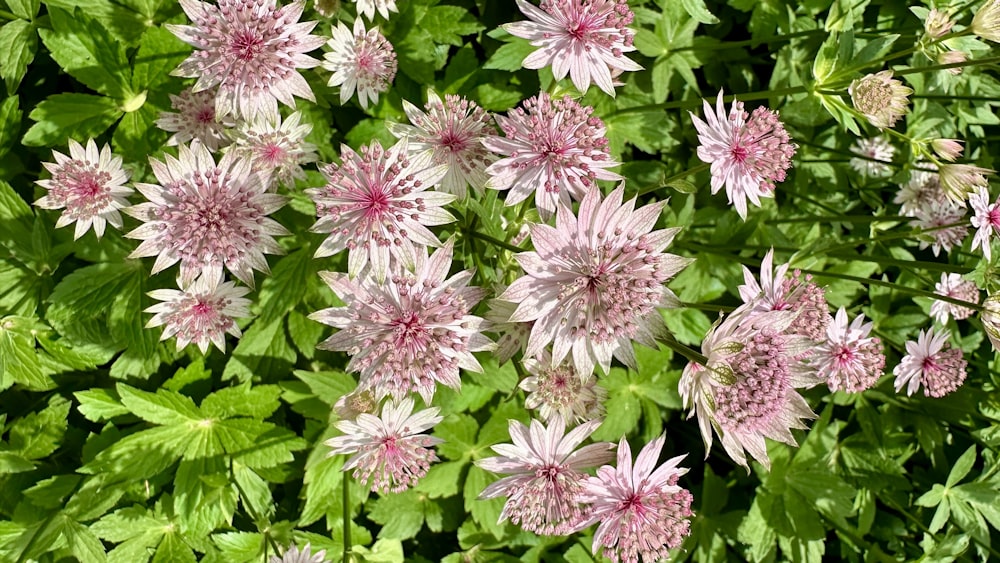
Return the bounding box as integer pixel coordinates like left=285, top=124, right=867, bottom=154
left=680, top=301, right=735, bottom=313
left=766, top=215, right=910, bottom=224
left=822, top=252, right=972, bottom=273
left=817, top=511, right=873, bottom=552
left=658, top=334, right=708, bottom=366
left=797, top=268, right=981, bottom=311
left=880, top=495, right=986, bottom=563
left=672, top=29, right=824, bottom=51
left=230, top=461, right=282, bottom=558
left=638, top=163, right=711, bottom=196
left=605, top=85, right=809, bottom=117
left=894, top=55, right=1000, bottom=75
left=343, top=476, right=352, bottom=563
left=0, top=9, right=18, bottom=21
left=468, top=230, right=527, bottom=253
left=912, top=93, right=1000, bottom=101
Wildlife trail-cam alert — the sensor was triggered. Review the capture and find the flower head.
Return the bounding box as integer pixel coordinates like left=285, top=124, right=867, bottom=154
left=931, top=273, right=979, bottom=324
left=971, top=186, right=1000, bottom=261
left=505, top=0, right=641, bottom=96
left=924, top=9, right=956, bottom=39
left=34, top=139, right=132, bottom=240
left=938, top=163, right=993, bottom=203
left=388, top=91, right=498, bottom=198
left=849, top=71, right=912, bottom=129
left=269, top=544, right=331, bottom=563
left=230, top=111, right=318, bottom=189
left=307, top=139, right=451, bottom=283
left=931, top=139, right=964, bottom=162
left=476, top=417, right=615, bottom=535
left=126, top=142, right=288, bottom=287
left=326, top=397, right=443, bottom=493
left=521, top=352, right=607, bottom=425
left=334, top=388, right=378, bottom=420
left=937, top=50, right=968, bottom=74
left=578, top=435, right=694, bottom=563
left=484, top=93, right=620, bottom=220
left=911, top=200, right=968, bottom=257
left=690, top=91, right=796, bottom=219
left=983, top=293, right=1000, bottom=351
left=972, top=0, right=1000, bottom=42
left=156, top=87, right=235, bottom=152
left=894, top=328, right=967, bottom=398
left=499, top=185, right=691, bottom=377
left=813, top=308, right=885, bottom=393
left=484, top=297, right=532, bottom=364
left=352, top=0, right=398, bottom=20
left=738, top=249, right=830, bottom=341
left=167, top=0, right=326, bottom=121
left=679, top=305, right=818, bottom=469
left=849, top=137, right=895, bottom=177
left=145, top=270, right=252, bottom=353
left=310, top=243, right=492, bottom=403
left=895, top=165, right=946, bottom=217
left=323, top=19, right=397, bottom=109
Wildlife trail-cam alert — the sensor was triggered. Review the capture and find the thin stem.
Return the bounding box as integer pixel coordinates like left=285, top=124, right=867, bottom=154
left=672, top=29, right=824, bottom=51
left=343, top=476, right=352, bottom=563
left=766, top=215, right=909, bottom=224
left=605, top=85, right=809, bottom=117
left=912, top=94, right=1000, bottom=101
left=797, top=268, right=982, bottom=311
left=822, top=252, right=972, bottom=274
left=467, top=230, right=526, bottom=253
left=894, top=55, right=1000, bottom=75
left=230, top=461, right=283, bottom=557
left=638, top=163, right=711, bottom=196
left=0, top=9, right=18, bottom=20
left=658, top=334, right=708, bottom=366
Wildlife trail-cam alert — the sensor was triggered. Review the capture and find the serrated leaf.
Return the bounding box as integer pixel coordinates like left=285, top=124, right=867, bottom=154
left=483, top=40, right=535, bottom=71
left=423, top=6, right=484, bottom=46
left=0, top=452, right=34, bottom=473
left=0, top=259, right=41, bottom=317
left=222, top=318, right=296, bottom=382
left=414, top=460, right=464, bottom=499
left=39, top=7, right=133, bottom=98
left=368, top=490, right=426, bottom=539
left=118, top=384, right=202, bottom=426
left=201, top=384, right=282, bottom=420
left=6, top=0, right=40, bottom=19
left=9, top=395, right=70, bottom=460
left=0, top=95, right=21, bottom=159
left=292, top=369, right=356, bottom=405
left=0, top=316, right=53, bottom=390
left=132, top=25, right=188, bottom=91
left=680, top=0, right=720, bottom=24
left=257, top=247, right=314, bottom=325
left=463, top=465, right=506, bottom=540
left=0, top=20, right=37, bottom=94
left=435, top=414, right=478, bottom=461
left=76, top=388, right=130, bottom=422
left=946, top=446, right=977, bottom=488
left=22, top=93, right=122, bottom=147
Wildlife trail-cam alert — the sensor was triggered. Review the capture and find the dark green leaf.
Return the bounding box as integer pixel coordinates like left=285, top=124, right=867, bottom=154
left=6, top=0, right=40, bottom=20
left=483, top=41, right=534, bottom=71
left=38, top=8, right=133, bottom=98
left=22, top=93, right=122, bottom=147
left=0, top=96, right=21, bottom=159
left=9, top=395, right=70, bottom=460
left=0, top=20, right=37, bottom=94
left=131, top=25, right=188, bottom=91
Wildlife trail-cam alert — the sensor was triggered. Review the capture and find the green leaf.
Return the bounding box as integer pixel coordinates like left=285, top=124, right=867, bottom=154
left=9, top=395, right=70, bottom=460
left=414, top=460, right=464, bottom=499
left=118, top=384, right=202, bottom=426
left=463, top=465, right=506, bottom=540
left=0, top=451, right=34, bottom=473
left=423, top=6, right=485, bottom=46
left=75, top=388, right=129, bottom=422
left=946, top=446, right=977, bottom=488
left=131, top=26, right=188, bottom=91
left=43, top=0, right=148, bottom=44
left=483, top=40, right=534, bottom=71
left=112, top=102, right=166, bottom=166
left=257, top=247, right=315, bottom=325
left=0, top=259, right=41, bottom=317
left=39, top=7, right=133, bottom=98
left=6, top=0, right=40, bottom=20
left=0, top=316, right=54, bottom=390
left=0, top=179, right=34, bottom=262
left=0, top=96, right=21, bottom=160
left=63, top=518, right=109, bottom=563
left=435, top=414, right=479, bottom=461
left=680, top=0, right=720, bottom=24
left=223, top=318, right=296, bottom=382
left=287, top=309, right=324, bottom=360
left=22, top=93, right=122, bottom=147
left=201, top=384, right=282, bottom=420
left=153, top=530, right=197, bottom=563
left=292, top=369, right=356, bottom=405
left=0, top=19, right=37, bottom=94
left=368, top=489, right=427, bottom=539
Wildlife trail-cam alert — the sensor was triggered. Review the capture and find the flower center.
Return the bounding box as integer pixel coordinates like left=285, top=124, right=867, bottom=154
left=195, top=108, right=215, bottom=124
left=231, top=30, right=265, bottom=62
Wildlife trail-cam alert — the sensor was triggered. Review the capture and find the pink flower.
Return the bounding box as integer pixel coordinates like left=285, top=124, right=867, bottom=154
left=167, top=0, right=326, bottom=121
left=484, top=92, right=621, bottom=220
left=499, top=184, right=691, bottom=376
left=326, top=397, right=443, bottom=493
left=738, top=249, right=830, bottom=341
left=813, top=308, right=885, bottom=393
left=476, top=417, right=615, bottom=535
left=970, top=186, right=1000, bottom=261
left=931, top=273, right=979, bottom=324
left=125, top=142, right=289, bottom=287
left=505, top=0, right=641, bottom=96
left=323, top=19, right=397, bottom=109
left=352, top=0, right=398, bottom=20
left=34, top=139, right=132, bottom=240
left=156, top=87, right=234, bottom=152
left=306, top=139, right=451, bottom=283
left=521, top=351, right=607, bottom=425
left=230, top=111, right=318, bottom=189
left=679, top=305, right=818, bottom=469
left=269, top=543, right=330, bottom=563
left=849, top=137, right=895, bottom=177
left=388, top=90, right=498, bottom=198
left=310, top=243, right=492, bottom=403
left=938, top=162, right=993, bottom=203
left=690, top=90, right=796, bottom=219
left=931, top=139, right=964, bottom=162
left=895, top=165, right=945, bottom=217
left=893, top=328, right=967, bottom=398
left=578, top=435, right=694, bottom=563
left=911, top=200, right=968, bottom=257
left=145, top=270, right=252, bottom=353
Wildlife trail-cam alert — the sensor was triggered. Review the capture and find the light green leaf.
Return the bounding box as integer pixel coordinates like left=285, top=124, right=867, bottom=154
left=423, top=6, right=485, bottom=46
left=132, top=26, right=188, bottom=91
left=0, top=20, right=37, bottom=94
left=680, top=0, right=720, bottom=24
left=292, top=369, right=356, bottom=405
left=0, top=316, right=54, bottom=390
left=256, top=247, right=315, bottom=325
left=22, top=93, right=122, bottom=147
left=6, top=0, right=40, bottom=20
left=435, top=414, right=479, bottom=461
left=0, top=95, right=21, bottom=159
left=946, top=446, right=977, bottom=488
left=75, top=388, right=129, bottom=422
left=483, top=40, right=534, bottom=71
left=368, top=490, right=426, bottom=539
left=201, top=384, right=282, bottom=420
left=38, top=8, right=133, bottom=98
left=118, top=384, right=203, bottom=426
left=8, top=395, right=70, bottom=460
left=0, top=451, right=34, bottom=473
